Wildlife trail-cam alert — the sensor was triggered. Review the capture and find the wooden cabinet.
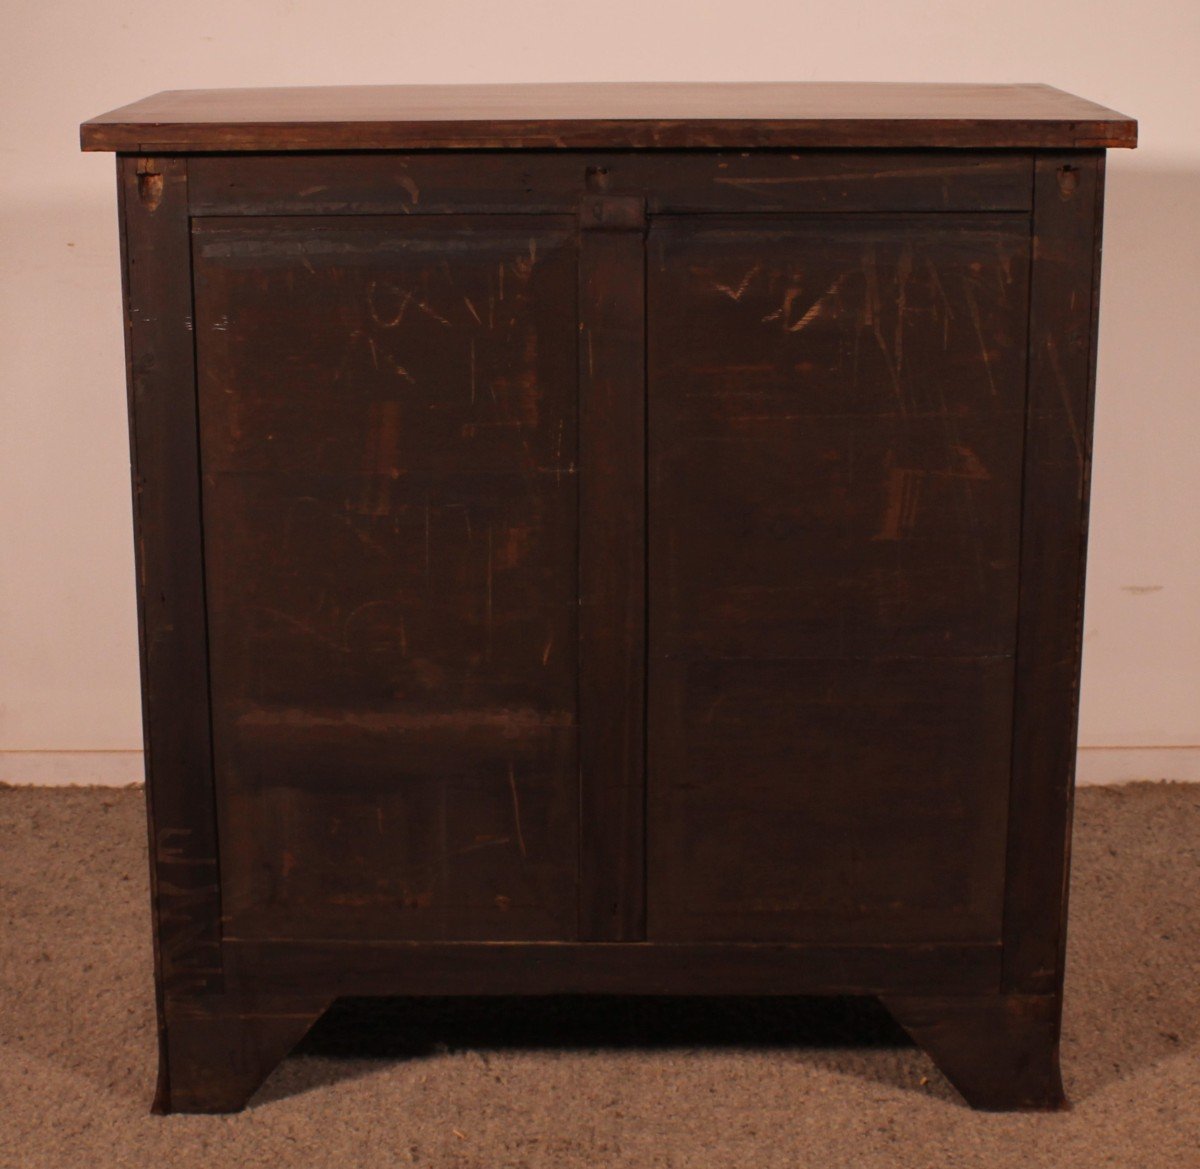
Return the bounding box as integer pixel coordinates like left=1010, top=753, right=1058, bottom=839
left=82, top=82, right=1136, bottom=1113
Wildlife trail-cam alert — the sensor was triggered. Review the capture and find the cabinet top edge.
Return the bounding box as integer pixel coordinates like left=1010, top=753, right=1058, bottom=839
left=80, top=82, right=1137, bottom=153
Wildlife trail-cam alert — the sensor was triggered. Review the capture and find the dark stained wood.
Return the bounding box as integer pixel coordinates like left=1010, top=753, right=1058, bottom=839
left=646, top=214, right=1029, bottom=944
left=91, top=88, right=1132, bottom=1113
left=882, top=994, right=1065, bottom=1110
left=1002, top=153, right=1106, bottom=994
left=224, top=940, right=1001, bottom=997
left=192, top=214, right=582, bottom=944
left=81, top=82, right=1137, bottom=152
left=187, top=151, right=1034, bottom=217
left=118, top=158, right=224, bottom=1016
left=158, top=994, right=331, bottom=1113
left=647, top=658, right=1015, bottom=944
left=577, top=192, right=647, bottom=940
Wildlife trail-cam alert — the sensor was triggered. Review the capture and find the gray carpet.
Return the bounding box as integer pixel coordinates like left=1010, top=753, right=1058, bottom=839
left=1, top=782, right=1196, bottom=1167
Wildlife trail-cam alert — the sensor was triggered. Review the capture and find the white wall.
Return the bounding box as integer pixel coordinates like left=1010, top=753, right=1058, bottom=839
left=2, top=0, right=1197, bottom=784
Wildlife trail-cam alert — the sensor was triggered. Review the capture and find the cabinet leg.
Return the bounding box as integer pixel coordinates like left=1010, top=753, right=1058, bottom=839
left=881, top=993, right=1066, bottom=1111
left=154, top=993, right=332, bottom=1114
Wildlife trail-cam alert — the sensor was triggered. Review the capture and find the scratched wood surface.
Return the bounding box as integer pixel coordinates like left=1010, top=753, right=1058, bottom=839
left=646, top=215, right=1030, bottom=943
left=91, top=128, right=1128, bottom=1112
left=193, top=215, right=581, bottom=942
left=185, top=150, right=1034, bottom=217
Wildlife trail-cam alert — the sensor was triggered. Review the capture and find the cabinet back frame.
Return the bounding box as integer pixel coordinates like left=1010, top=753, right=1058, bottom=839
left=119, top=145, right=1099, bottom=1001
left=118, top=154, right=223, bottom=1112
left=1001, top=150, right=1105, bottom=995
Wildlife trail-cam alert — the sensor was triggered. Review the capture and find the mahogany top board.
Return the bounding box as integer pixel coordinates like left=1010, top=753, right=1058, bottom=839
left=81, top=82, right=1136, bottom=153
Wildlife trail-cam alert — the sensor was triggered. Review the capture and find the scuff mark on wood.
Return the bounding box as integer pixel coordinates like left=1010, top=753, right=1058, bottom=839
left=418, top=300, right=452, bottom=326
left=950, top=444, right=992, bottom=482
left=962, top=276, right=998, bottom=396
left=873, top=444, right=992, bottom=542
left=397, top=175, right=421, bottom=205
left=874, top=456, right=923, bottom=542
left=485, top=525, right=494, bottom=661
left=358, top=399, right=400, bottom=512
left=714, top=262, right=761, bottom=301
left=496, top=524, right=532, bottom=569
left=424, top=499, right=432, bottom=585
left=924, top=257, right=954, bottom=350
left=894, top=245, right=913, bottom=370
left=1045, top=335, right=1084, bottom=466
left=787, top=273, right=849, bottom=333
left=367, top=280, right=413, bottom=327
left=136, top=168, right=164, bottom=211
left=862, top=246, right=905, bottom=407
left=507, top=762, right=528, bottom=858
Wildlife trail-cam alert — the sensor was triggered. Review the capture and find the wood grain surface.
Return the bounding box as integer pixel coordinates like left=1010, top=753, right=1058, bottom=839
left=193, top=214, right=582, bottom=943
left=646, top=214, right=1030, bottom=944
left=80, top=82, right=1136, bottom=152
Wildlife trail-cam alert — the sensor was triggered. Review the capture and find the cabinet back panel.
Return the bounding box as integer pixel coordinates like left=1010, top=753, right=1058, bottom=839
left=192, top=216, right=581, bottom=942
left=647, top=215, right=1029, bottom=943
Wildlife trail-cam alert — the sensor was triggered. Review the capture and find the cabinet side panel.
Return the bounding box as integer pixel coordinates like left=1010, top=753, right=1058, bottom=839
left=192, top=215, right=581, bottom=943
left=1002, top=152, right=1105, bottom=993
left=119, top=156, right=223, bottom=998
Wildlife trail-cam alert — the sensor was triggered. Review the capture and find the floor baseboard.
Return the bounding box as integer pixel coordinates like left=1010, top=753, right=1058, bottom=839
left=0, top=751, right=144, bottom=786
left=2, top=747, right=1197, bottom=787
left=1075, top=746, right=1200, bottom=785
